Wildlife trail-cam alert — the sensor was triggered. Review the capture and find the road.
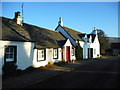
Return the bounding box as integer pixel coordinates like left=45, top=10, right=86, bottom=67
left=24, top=56, right=120, bottom=88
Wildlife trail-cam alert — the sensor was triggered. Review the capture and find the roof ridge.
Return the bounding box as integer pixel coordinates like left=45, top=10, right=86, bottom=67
left=23, top=23, right=59, bottom=33
left=63, top=26, right=82, bottom=33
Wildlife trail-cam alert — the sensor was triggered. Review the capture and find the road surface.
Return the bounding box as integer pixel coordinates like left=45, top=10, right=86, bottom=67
left=24, top=56, right=120, bottom=88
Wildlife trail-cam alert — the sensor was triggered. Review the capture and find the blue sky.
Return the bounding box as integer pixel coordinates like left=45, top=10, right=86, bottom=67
left=2, top=2, right=118, bottom=37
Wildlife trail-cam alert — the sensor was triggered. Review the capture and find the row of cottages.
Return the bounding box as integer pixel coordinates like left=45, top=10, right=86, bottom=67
left=0, top=12, right=100, bottom=74
left=56, top=17, right=100, bottom=59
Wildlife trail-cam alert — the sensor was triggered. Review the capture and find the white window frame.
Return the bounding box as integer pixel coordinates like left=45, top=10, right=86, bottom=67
left=37, top=49, right=45, bottom=61
left=5, top=47, right=15, bottom=62
left=53, top=48, right=58, bottom=59
left=94, top=49, right=96, bottom=55
left=72, top=48, right=75, bottom=56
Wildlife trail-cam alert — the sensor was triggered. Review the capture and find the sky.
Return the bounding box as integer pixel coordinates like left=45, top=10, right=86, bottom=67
left=2, top=2, right=119, bottom=37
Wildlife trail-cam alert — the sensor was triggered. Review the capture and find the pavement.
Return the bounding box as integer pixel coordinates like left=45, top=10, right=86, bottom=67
left=2, top=60, right=90, bottom=89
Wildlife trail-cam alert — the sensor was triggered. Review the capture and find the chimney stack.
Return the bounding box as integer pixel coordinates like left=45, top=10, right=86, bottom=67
left=94, top=27, right=96, bottom=30
left=58, top=17, right=63, bottom=26
left=92, top=27, right=97, bottom=35
left=13, top=11, right=22, bottom=26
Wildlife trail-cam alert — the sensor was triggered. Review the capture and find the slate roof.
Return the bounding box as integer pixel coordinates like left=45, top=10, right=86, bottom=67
left=78, top=33, right=96, bottom=43
left=87, top=34, right=96, bottom=43
left=61, top=26, right=83, bottom=41
left=1, top=17, right=66, bottom=48
left=1, top=17, right=31, bottom=41
left=23, top=23, right=66, bottom=48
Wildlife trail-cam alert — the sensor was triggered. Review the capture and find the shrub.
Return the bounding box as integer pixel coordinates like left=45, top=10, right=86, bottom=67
left=75, top=39, right=83, bottom=60
left=2, top=62, right=17, bottom=74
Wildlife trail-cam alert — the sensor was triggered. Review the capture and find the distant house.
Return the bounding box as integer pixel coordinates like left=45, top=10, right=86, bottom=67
left=0, top=12, right=100, bottom=75
left=106, top=37, right=120, bottom=55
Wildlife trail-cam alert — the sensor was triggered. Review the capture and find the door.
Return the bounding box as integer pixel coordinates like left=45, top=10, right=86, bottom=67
left=5, top=46, right=17, bottom=63
left=90, top=48, right=93, bottom=58
left=88, top=48, right=93, bottom=59
left=66, top=46, right=70, bottom=62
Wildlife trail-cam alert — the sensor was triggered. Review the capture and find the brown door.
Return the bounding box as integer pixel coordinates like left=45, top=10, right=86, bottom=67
left=66, top=46, right=70, bottom=61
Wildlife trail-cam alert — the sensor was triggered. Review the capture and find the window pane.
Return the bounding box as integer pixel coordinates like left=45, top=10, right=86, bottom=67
left=10, top=48, right=14, bottom=52
left=9, top=54, right=13, bottom=58
left=6, top=54, right=9, bottom=58
left=53, top=49, right=58, bottom=58
left=6, top=48, right=9, bottom=52
left=38, top=49, right=44, bottom=60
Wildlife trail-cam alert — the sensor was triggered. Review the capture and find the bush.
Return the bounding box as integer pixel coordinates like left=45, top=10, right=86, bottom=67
left=2, top=62, right=17, bottom=74
left=75, top=39, right=83, bottom=60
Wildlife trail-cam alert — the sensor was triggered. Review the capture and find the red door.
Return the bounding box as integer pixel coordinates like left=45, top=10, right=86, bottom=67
left=66, top=46, right=70, bottom=62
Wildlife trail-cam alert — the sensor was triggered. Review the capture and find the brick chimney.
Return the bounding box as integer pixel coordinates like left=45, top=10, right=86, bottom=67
left=13, top=11, right=22, bottom=26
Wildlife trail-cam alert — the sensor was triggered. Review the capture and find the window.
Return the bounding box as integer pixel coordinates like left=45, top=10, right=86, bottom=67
left=4, top=46, right=17, bottom=63
left=94, top=49, right=96, bottom=55
left=53, top=49, right=58, bottom=59
left=37, top=49, right=46, bottom=61
left=72, top=48, right=75, bottom=56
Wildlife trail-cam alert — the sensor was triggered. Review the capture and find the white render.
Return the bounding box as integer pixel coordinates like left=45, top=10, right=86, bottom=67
left=0, top=40, right=34, bottom=75
left=33, top=48, right=63, bottom=68
left=90, top=35, right=100, bottom=58
left=33, top=49, right=48, bottom=68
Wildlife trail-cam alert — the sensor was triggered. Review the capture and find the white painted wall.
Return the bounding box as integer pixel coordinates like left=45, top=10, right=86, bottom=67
left=0, top=40, right=34, bottom=75
left=33, top=48, right=62, bottom=68
left=83, top=42, right=90, bottom=59
left=33, top=48, right=54, bottom=68
left=91, top=35, right=100, bottom=58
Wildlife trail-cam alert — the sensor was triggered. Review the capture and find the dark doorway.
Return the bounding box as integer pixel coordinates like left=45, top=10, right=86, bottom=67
left=88, top=48, right=93, bottom=59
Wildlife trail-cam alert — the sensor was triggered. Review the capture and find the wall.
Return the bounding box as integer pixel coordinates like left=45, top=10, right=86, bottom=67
left=90, top=35, right=100, bottom=58
left=83, top=42, right=90, bottom=59
left=0, top=40, right=34, bottom=74
left=33, top=49, right=48, bottom=68
left=33, top=48, right=63, bottom=68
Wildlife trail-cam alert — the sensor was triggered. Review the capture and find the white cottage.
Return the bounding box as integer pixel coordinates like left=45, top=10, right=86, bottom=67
left=0, top=16, right=35, bottom=74
left=0, top=12, right=74, bottom=75
left=55, top=17, right=100, bottom=60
